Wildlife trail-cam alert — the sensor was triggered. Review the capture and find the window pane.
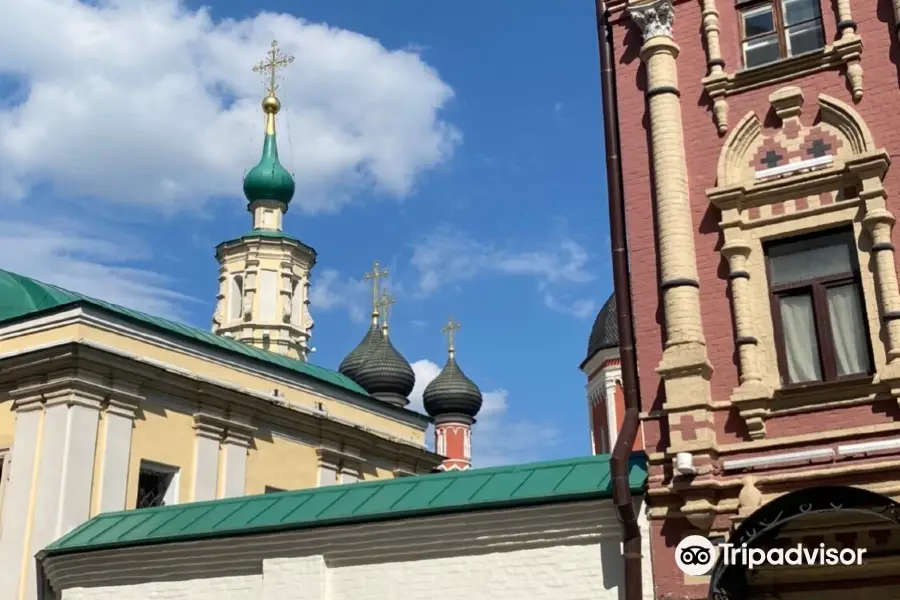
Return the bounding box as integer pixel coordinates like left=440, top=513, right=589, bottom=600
left=744, top=34, right=780, bottom=68
left=778, top=294, right=822, bottom=384
left=782, top=0, right=820, bottom=25
left=827, top=284, right=870, bottom=376
left=768, top=232, right=855, bottom=286
left=786, top=23, right=825, bottom=56
left=742, top=5, right=775, bottom=37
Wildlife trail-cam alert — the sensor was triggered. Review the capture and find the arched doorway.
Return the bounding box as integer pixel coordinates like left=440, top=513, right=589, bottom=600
left=708, top=486, right=900, bottom=600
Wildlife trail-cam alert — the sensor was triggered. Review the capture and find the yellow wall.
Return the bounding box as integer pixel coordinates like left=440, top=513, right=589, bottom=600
left=77, top=324, right=424, bottom=444
left=246, top=429, right=318, bottom=494
left=125, top=401, right=195, bottom=507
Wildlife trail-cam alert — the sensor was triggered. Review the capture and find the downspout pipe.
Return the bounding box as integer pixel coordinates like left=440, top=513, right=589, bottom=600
left=594, top=3, right=643, bottom=600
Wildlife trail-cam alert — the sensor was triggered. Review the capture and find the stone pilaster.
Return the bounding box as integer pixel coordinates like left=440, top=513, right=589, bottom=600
left=0, top=383, right=44, bottom=600
left=96, top=380, right=142, bottom=513
left=628, top=0, right=713, bottom=429
left=192, top=411, right=224, bottom=502
left=18, top=371, right=107, bottom=600
left=315, top=442, right=365, bottom=486
left=859, top=182, right=900, bottom=371
left=720, top=226, right=772, bottom=430
left=221, top=416, right=254, bottom=498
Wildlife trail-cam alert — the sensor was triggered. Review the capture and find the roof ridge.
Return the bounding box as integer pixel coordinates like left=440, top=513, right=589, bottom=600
left=0, top=268, right=376, bottom=400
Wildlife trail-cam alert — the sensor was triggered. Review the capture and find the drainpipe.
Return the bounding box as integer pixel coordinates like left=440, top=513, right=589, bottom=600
left=594, top=3, right=643, bottom=600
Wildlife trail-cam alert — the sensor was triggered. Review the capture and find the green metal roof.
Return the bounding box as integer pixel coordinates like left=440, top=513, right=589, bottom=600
left=44, top=453, right=647, bottom=556
left=0, top=269, right=366, bottom=396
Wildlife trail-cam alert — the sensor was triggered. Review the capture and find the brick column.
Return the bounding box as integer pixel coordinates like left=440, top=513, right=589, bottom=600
left=859, top=180, right=900, bottom=368
left=629, top=0, right=712, bottom=410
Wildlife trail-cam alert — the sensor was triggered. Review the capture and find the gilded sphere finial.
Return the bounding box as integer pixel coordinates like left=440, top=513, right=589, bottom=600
left=262, top=95, right=281, bottom=114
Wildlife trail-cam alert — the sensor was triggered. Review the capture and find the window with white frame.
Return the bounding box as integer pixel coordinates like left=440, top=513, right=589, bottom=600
left=738, top=0, right=825, bottom=69
left=135, top=460, right=180, bottom=508
left=765, top=228, right=872, bottom=386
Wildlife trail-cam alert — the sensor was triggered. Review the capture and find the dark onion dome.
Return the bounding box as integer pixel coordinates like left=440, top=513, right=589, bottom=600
left=586, top=293, right=618, bottom=361
left=338, top=318, right=383, bottom=382
left=423, top=354, right=483, bottom=419
left=354, top=331, right=416, bottom=407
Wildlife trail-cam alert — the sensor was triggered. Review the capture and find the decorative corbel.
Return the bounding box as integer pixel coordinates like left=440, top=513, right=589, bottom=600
left=832, top=0, right=863, bottom=101
left=699, top=0, right=728, bottom=134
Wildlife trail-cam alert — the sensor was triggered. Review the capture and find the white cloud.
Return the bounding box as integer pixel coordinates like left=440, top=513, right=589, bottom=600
left=308, top=268, right=369, bottom=323
left=409, top=226, right=595, bottom=314
left=0, top=221, right=192, bottom=320
left=543, top=292, right=597, bottom=320
left=0, top=0, right=460, bottom=214
left=409, top=359, right=559, bottom=467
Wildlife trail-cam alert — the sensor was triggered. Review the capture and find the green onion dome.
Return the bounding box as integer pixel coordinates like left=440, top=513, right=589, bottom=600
left=243, top=95, right=295, bottom=206
left=423, top=354, right=483, bottom=419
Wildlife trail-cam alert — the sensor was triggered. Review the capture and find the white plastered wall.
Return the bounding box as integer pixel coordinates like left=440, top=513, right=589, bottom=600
left=55, top=501, right=657, bottom=600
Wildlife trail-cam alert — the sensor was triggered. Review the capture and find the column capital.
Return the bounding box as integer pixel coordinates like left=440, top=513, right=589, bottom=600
left=628, top=0, right=675, bottom=42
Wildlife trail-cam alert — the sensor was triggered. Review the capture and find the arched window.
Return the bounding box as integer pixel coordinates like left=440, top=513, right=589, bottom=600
left=228, top=275, right=243, bottom=322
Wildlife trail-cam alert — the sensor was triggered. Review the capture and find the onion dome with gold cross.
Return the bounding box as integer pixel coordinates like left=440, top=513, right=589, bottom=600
left=423, top=318, right=483, bottom=419
left=338, top=315, right=383, bottom=383
left=354, top=288, right=415, bottom=407
left=243, top=41, right=295, bottom=209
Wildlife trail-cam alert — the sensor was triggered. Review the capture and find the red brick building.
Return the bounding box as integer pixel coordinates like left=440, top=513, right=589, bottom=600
left=600, top=0, right=900, bottom=597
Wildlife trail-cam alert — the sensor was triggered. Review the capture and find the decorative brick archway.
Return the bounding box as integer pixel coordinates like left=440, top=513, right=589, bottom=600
left=708, top=486, right=900, bottom=600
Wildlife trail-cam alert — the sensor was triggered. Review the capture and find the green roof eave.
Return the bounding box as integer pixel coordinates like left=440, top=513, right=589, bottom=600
left=43, top=452, right=647, bottom=557
left=0, top=270, right=422, bottom=421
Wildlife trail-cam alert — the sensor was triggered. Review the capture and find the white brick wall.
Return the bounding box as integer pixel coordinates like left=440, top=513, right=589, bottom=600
left=49, top=501, right=653, bottom=600
left=59, top=544, right=622, bottom=600
left=330, top=544, right=610, bottom=600
left=61, top=575, right=261, bottom=600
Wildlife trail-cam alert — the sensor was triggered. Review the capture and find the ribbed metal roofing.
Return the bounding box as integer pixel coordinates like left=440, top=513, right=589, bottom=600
left=586, top=293, right=618, bottom=361
left=44, top=453, right=647, bottom=556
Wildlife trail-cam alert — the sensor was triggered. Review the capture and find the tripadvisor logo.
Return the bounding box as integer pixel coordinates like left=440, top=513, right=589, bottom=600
left=675, top=535, right=867, bottom=577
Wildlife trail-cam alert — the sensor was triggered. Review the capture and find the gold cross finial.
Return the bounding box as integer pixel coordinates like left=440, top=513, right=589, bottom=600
left=376, top=290, right=395, bottom=333
left=253, top=40, right=295, bottom=98
left=363, top=262, right=389, bottom=319
left=442, top=317, right=461, bottom=357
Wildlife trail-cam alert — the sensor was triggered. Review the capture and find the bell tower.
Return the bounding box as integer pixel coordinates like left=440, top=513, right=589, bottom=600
left=212, top=40, right=316, bottom=361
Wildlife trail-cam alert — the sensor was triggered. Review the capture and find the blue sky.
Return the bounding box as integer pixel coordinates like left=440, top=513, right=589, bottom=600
left=0, top=0, right=612, bottom=466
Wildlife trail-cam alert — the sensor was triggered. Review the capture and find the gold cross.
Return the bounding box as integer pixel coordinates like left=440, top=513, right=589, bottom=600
left=363, top=262, right=389, bottom=312
left=253, top=40, right=295, bottom=97
left=442, top=317, right=461, bottom=355
left=376, top=290, right=395, bottom=330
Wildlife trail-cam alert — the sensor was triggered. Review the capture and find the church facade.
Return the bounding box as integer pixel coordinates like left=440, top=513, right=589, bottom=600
left=0, top=41, right=489, bottom=600
left=596, top=0, right=900, bottom=598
